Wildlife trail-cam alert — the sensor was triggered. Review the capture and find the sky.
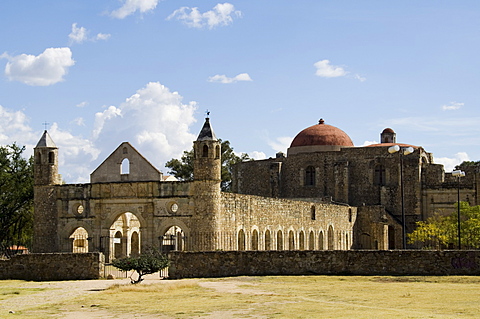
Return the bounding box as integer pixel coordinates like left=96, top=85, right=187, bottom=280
left=1, top=1, right=480, bottom=183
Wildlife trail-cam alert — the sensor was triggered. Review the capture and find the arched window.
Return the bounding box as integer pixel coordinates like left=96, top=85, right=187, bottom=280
left=123, top=147, right=128, bottom=154
left=48, top=151, right=55, bottom=164
left=36, top=152, right=42, bottom=164
left=318, top=231, right=324, bottom=250
left=121, top=158, right=130, bottom=174
left=265, top=230, right=271, bottom=250
left=251, top=229, right=259, bottom=250
left=202, top=144, right=209, bottom=157
left=288, top=230, right=295, bottom=250
left=299, top=231, right=305, bottom=250
left=374, top=164, right=386, bottom=185
left=276, top=230, right=283, bottom=250
left=305, top=166, right=315, bottom=186
left=70, top=227, right=89, bottom=253
left=309, top=231, right=315, bottom=250
left=311, top=206, right=316, bottom=220
left=327, top=226, right=334, bottom=250
left=215, top=145, right=220, bottom=159
left=238, top=229, right=245, bottom=251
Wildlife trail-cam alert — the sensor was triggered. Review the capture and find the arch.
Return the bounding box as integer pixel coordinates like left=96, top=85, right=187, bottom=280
left=327, top=225, right=335, bottom=250
left=288, top=230, right=295, bottom=250
left=122, top=147, right=128, bottom=154
left=121, top=158, right=130, bottom=174
left=311, top=206, right=316, bottom=220
left=70, top=227, right=88, bottom=253
left=299, top=231, right=305, bottom=250
left=251, top=229, right=259, bottom=250
left=161, top=226, right=185, bottom=252
left=318, top=231, right=324, bottom=250
left=276, top=230, right=283, bottom=250
left=264, top=229, right=271, bottom=250
left=238, top=229, right=246, bottom=251
left=309, top=231, right=315, bottom=250
left=305, top=166, right=315, bottom=186
left=202, top=144, right=209, bottom=157
left=131, top=231, right=140, bottom=257
left=36, top=152, right=42, bottom=164
left=114, top=231, right=124, bottom=259
left=215, top=145, right=220, bottom=159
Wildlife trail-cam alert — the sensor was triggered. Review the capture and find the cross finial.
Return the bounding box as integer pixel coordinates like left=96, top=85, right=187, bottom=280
left=42, top=121, right=50, bottom=131
left=205, top=110, right=210, bottom=118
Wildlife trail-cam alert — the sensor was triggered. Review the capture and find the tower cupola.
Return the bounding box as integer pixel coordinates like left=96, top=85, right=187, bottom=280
left=34, top=130, right=60, bottom=185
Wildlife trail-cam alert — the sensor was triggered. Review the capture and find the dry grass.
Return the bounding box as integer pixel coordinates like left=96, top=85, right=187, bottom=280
left=9, top=276, right=480, bottom=318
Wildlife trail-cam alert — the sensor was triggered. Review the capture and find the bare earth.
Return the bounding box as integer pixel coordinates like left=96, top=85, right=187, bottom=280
left=0, top=275, right=266, bottom=319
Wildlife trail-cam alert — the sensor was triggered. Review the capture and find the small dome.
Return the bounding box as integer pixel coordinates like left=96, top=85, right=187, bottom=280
left=290, top=119, right=354, bottom=148
left=382, top=128, right=395, bottom=134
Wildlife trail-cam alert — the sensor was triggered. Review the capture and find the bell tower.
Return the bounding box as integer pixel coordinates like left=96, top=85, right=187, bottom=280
left=191, top=116, right=222, bottom=251
left=32, top=130, right=60, bottom=252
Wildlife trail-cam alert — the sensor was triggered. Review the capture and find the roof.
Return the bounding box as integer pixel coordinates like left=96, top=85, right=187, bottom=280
left=35, top=130, right=57, bottom=148
left=290, top=119, right=354, bottom=148
left=197, top=118, right=217, bottom=141
left=366, top=142, right=420, bottom=149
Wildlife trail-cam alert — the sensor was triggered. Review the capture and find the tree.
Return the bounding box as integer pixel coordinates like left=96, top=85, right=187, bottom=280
left=165, top=139, right=251, bottom=191
left=112, top=248, right=169, bottom=284
left=408, top=202, right=480, bottom=249
left=0, top=144, right=34, bottom=256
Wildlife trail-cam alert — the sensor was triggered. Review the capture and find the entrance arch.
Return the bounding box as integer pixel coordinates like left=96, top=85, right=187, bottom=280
left=70, top=227, right=89, bottom=253
left=161, top=226, right=185, bottom=252
left=109, top=212, right=141, bottom=261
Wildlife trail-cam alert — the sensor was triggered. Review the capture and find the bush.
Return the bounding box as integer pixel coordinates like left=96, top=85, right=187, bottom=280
left=112, top=248, right=169, bottom=284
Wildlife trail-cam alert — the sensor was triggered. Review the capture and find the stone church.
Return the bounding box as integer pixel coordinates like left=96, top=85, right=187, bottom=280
left=32, top=117, right=477, bottom=260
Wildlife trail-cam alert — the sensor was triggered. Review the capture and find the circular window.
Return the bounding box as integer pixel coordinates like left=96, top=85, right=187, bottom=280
left=170, top=203, right=179, bottom=213
left=76, top=205, right=84, bottom=215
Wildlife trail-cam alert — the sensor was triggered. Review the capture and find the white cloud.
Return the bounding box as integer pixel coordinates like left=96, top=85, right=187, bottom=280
left=314, top=59, right=365, bottom=81
left=434, top=152, right=470, bottom=172
left=69, top=23, right=111, bottom=44
left=73, top=117, right=85, bottom=126
left=76, top=101, right=88, bottom=108
left=93, top=82, right=198, bottom=170
left=249, top=151, right=267, bottom=160
left=2, top=47, right=75, bottom=86
left=362, top=140, right=378, bottom=146
left=442, top=101, right=463, bottom=111
left=69, top=23, right=88, bottom=44
left=110, top=0, right=159, bottom=19
left=208, top=73, right=252, bottom=84
left=268, top=136, right=293, bottom=154
left=167, top=2, right=241, bottom=29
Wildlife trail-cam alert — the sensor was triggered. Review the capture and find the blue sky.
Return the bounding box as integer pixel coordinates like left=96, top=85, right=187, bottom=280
left=1, top=1, right=479, bottom=182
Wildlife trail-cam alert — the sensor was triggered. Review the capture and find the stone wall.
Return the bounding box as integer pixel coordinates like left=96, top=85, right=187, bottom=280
left=0, top=253, right=104, bottom=281
left=168, top=250, right=480, bottom=278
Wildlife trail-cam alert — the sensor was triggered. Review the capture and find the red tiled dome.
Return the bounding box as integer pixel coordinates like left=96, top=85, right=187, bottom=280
left=290, top=119, right=354, bottom=148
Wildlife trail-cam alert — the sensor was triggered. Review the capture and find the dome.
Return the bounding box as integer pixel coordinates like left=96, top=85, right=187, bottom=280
left=290, top=119, right=354, bottom=148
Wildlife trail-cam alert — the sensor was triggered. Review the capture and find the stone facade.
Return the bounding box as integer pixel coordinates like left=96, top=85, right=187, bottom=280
left=32, top=118, right=356, bottom=261
left=233, top=121, right=480, bottom=249
left=168, top=250, right=480, bottom=278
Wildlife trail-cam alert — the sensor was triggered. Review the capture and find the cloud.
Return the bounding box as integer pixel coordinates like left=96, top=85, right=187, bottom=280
left=72, top=117, right=85, bottom=126
left=208, top=73, right=252, bottom=84
left=2, top=47, right=75, bottom=86
left=268, top=136, right=293, bottom=154
left=69, top=23, right=111, bottom=44
left=76, top=101, right=88, bottom=108
left=249, top=151, right=267, bottom=160
left=167, top=2, right=241, bottom=29
left=362, top=140, right=378, bottom=146
left=314, top=59, right=365, bottom=81
left=110, top=0, right=159, bottom=19
left=442, top=101, right=463, bottom=111
left=434, top=152, right=470, bottom=172
left=93, top=82, right=198, bottom=170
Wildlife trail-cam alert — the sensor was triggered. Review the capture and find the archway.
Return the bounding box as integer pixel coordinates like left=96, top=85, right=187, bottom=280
left=309, top=231, right=315, bottom=250
left=299, top=231, right=305, bottom=250
left=109, top=212, right=141, bottom=260
left=288, top=230, right=295, bottom=250
left=318, top=231, right=324, bottom=250
left=327, top=225, right=335, bottom=250
left=238, top=229, right=246, bottom=251
left=70, top=227, right=88, bottom=253
left=161, top=226, right=185, bottom=252
left=251, top=229, right=259, bottom=250
left=276, top=230, right=283, bottom=250
left=265, top=229, right=271, bottom=250
left=114, top=231, right=123, bottom=259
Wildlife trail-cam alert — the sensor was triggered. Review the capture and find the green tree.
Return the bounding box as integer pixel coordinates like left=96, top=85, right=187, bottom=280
left=165, top=139, right=251, bottom=191
left=112, top=248, right=169, bottom=284
left=408, top=202, right=480, bottom=249
left=0, top=144, right=34, bottom=256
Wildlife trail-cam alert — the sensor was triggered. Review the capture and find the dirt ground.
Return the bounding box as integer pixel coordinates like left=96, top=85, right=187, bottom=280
left=0, top=274, right=267, bottom=319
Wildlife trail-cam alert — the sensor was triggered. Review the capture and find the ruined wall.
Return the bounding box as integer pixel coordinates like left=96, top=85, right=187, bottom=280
left=0, top=253, right=104, bottom=280
left=168, top=250, right=480, bottom=278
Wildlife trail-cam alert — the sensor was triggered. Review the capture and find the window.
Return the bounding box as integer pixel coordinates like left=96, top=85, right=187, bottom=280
left=48, top=151, right=55, bottom=164
left=202, top=144, right=209, bottom=157
left=374, top=164, right=386, bottom=185
left=215, top=145, right=220, bottom=159
left=238, top=229, right=245, bottom=251
left=311, top=206, right=316, bottom=220
left=305, top=166, right=315, bottom=186
left=265, top=230, right=271, bottom=250
left=121, top=158, right=130, bottom=174
left=288, top=230, right=295, bottom=250
left=276, top=230, right=283, bottom=250
left=251, top=229, right=259, bottom=250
